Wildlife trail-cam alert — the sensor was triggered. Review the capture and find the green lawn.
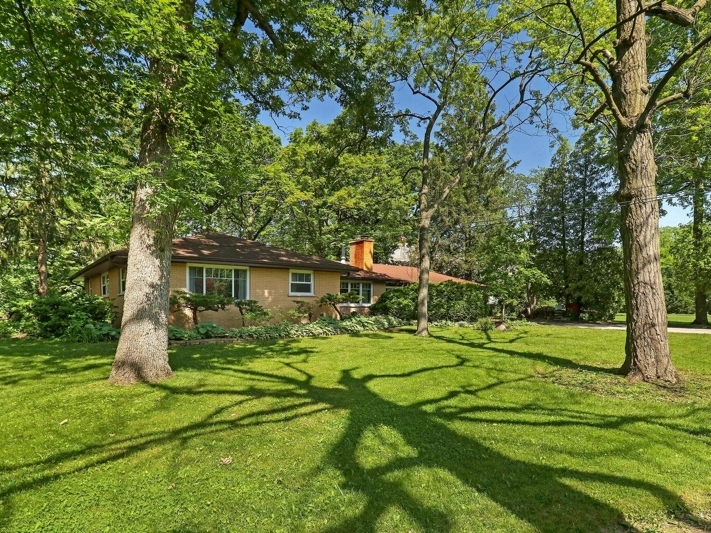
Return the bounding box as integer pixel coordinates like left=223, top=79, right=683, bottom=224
left=614, top=313, right=711, bottom=328
left=1, top=327, right=710, bottom=532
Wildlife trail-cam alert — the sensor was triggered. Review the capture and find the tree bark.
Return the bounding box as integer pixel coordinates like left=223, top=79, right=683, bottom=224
left=109, top=60, right=179, bottom=385
left=416, top=212, right=431, bottom=336
left=615, top=0, right=678, bottom=383
left=36, top=164, right=50, bottom=297
left=691, top=170, right=708, bottom=325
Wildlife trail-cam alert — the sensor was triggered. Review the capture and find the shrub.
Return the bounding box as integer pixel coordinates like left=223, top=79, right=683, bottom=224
left=233, top=300, right=272, bottom=326
left=224, top=315, right=405, bottom=342
left=63, top=314, right=120, bottom=342
left=170, top=291, right=233, bottom=325
left=194, top=322, right=227, bottom=338
left=475, top=317, right=495, bottom=331
left=3, top=285, right=116, bottom=339
left=371, top=282, right=487, bottom=322
left=316, top=292, right=362, bottom=319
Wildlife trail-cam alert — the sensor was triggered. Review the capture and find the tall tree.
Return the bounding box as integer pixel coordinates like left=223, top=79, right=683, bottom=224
left=274, top=121, right=417, bottom=260
left=371, top=0, right=544, bottom=335
left=0, top=0, right=124, bottom=295
left=656, top=81, right=711, bottom=324
left=109, top=0, right=401, bottom=383
left=514, top=0, right=711, bottom=382
left=531, top=130, right=621, bottom=318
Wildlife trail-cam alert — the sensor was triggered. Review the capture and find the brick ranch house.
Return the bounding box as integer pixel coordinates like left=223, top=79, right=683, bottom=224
left=72, top=233, right=470, bottom=328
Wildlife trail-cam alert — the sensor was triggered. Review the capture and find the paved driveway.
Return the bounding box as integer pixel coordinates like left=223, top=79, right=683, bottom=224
left=534, top=321, right=711, bottom=335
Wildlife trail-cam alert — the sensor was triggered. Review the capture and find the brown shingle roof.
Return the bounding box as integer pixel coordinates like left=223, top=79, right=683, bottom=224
left=72, top=233, right=358, bottom=280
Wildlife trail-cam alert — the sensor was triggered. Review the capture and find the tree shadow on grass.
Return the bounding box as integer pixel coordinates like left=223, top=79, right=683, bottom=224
left=1, top=338, right=708, bottom=531
left=0, top=339, right=115, bottom=386
left=431, top=330, right=620, bottom=374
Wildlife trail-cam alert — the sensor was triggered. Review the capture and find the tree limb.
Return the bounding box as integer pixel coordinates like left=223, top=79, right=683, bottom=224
left=645, top=0, right=708, bottom=26
left=642, top=30, right=711, bottom=120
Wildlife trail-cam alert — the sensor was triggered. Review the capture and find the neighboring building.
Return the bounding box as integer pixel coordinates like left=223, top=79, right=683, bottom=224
left=73, top=233, right=472, bottom=328
left=341, top=237, right=474, bottom=301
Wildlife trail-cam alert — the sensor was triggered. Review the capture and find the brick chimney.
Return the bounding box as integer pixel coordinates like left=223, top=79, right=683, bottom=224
left=349, top=237, right=374, bottom=271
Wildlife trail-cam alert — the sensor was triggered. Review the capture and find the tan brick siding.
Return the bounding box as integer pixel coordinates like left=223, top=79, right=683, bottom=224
left=86, top=263, right=345, bottom=330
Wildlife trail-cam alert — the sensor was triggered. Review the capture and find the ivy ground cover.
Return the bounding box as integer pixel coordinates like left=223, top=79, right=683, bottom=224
left=1, top=327, right=710, bottom=532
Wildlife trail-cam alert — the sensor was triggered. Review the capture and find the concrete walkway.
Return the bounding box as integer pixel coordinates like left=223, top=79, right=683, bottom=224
left=534, top=321, right=711, bottom=335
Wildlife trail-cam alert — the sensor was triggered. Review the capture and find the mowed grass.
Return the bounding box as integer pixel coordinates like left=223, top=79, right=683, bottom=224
left=1, top=327, right=710, bottom=533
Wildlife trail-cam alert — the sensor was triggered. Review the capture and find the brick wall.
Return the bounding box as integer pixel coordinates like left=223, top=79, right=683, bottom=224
left=85, top=263, right=345, bottom=330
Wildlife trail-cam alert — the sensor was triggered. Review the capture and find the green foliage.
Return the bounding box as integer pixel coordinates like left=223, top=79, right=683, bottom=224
left=226, top=315, right=404, bottom=341
left=170, top=290, right=233, bottom=325
left=167, top=315, right=405, bottom=342
left=317, top=292, right=362, bottom=319
left=371, top=282, right=487, bottom=322
left=63, top=314, right=120, bottom=343
left=194, top=322, right=227, bottom=339
left=233, top=300, right=272, bottom=327
left=289, top=300, right=315, bottom=323
left=529, top=132, right=622, bottom=319
left=475, top=317, right=495, bottom=332
left=167, top=326, right=200, bottom=341
left=1, top=280, right=115, bottom=339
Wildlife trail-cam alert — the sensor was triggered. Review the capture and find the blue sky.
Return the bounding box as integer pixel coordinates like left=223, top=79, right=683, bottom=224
left=259, top=98, right=689, bottom=227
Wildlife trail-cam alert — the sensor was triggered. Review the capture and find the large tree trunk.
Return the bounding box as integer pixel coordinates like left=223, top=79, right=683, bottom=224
left=109, top=61, right=179, bottom=385
left=615, top=0, right=678, bottom=383
left=692, top=171, right=708, bottom=325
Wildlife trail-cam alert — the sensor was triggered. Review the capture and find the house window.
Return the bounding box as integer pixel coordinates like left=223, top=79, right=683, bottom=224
left=340, top=281, right=373, bottom=304
left=289, top=270, right=314, bottom=296
left=119, top=268, right=127, bottom=295
left=101, top=273, right=110, bottom=297
left=187, top=265, right=248, bottom=299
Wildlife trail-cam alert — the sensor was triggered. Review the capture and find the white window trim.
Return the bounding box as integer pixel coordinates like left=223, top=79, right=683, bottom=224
left=118, top=268, right=127, bottom=295
left=289, top=269, right=315, bottom=297
left=185, top=263, right=250, bottom=299
left=340, top=281, right=373, bottom=305
left=100, top=272, right=110, bottom=297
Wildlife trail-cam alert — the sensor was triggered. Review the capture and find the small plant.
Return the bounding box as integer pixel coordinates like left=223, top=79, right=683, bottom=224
left=233, top=299, right=272, bottom=327
left=475, top=317, right=495, bottom=332
left=168, top=326, right=200, bottom=341
left=194, top=322, right=227, bottom=338
left=63, top=312, right=120, bottom=342
left=290, top=300, right=314, bottom=323
left=317, top=292, right=361, bottom=319
left=170, top=291, right=233, bottom=326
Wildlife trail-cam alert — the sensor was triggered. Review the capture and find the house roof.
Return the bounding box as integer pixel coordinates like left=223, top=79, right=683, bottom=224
left=371, top=264, right=475, bottom=284
left=341, top=269, right=405, bottom=284
left=72, top=233, right=359, bottom=280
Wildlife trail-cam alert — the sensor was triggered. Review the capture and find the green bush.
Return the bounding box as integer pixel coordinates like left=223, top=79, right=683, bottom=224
left=3, top=284, right=116, bottom=339
left=194, top=322, right=227, bottom=338
left=475, top=317, right=495, bottom=331
left=224, top=315, right=405, bottom=342
left=371, top=282, right=487, bottom=322
left=63, top=314, right=120, bottom=342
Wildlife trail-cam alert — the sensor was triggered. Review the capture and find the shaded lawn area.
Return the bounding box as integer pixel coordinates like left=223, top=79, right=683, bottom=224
left=1, top=327, right=710, bottom=532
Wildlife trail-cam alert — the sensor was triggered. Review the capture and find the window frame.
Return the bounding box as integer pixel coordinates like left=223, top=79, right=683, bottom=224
left=340, top=281, right=373, bottom=305
left=100, top=272, right=110, bottom=297
left=118, top=268, right=127, bottom=295
left=185, top=263, right=250, bottom=299
left=289, top=269, right=315, bottom=297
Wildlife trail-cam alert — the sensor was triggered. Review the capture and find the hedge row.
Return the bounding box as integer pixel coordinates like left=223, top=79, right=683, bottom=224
left=169, top=314, right=406, bottom=342
left=370, top=281, right=487, bottom=322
